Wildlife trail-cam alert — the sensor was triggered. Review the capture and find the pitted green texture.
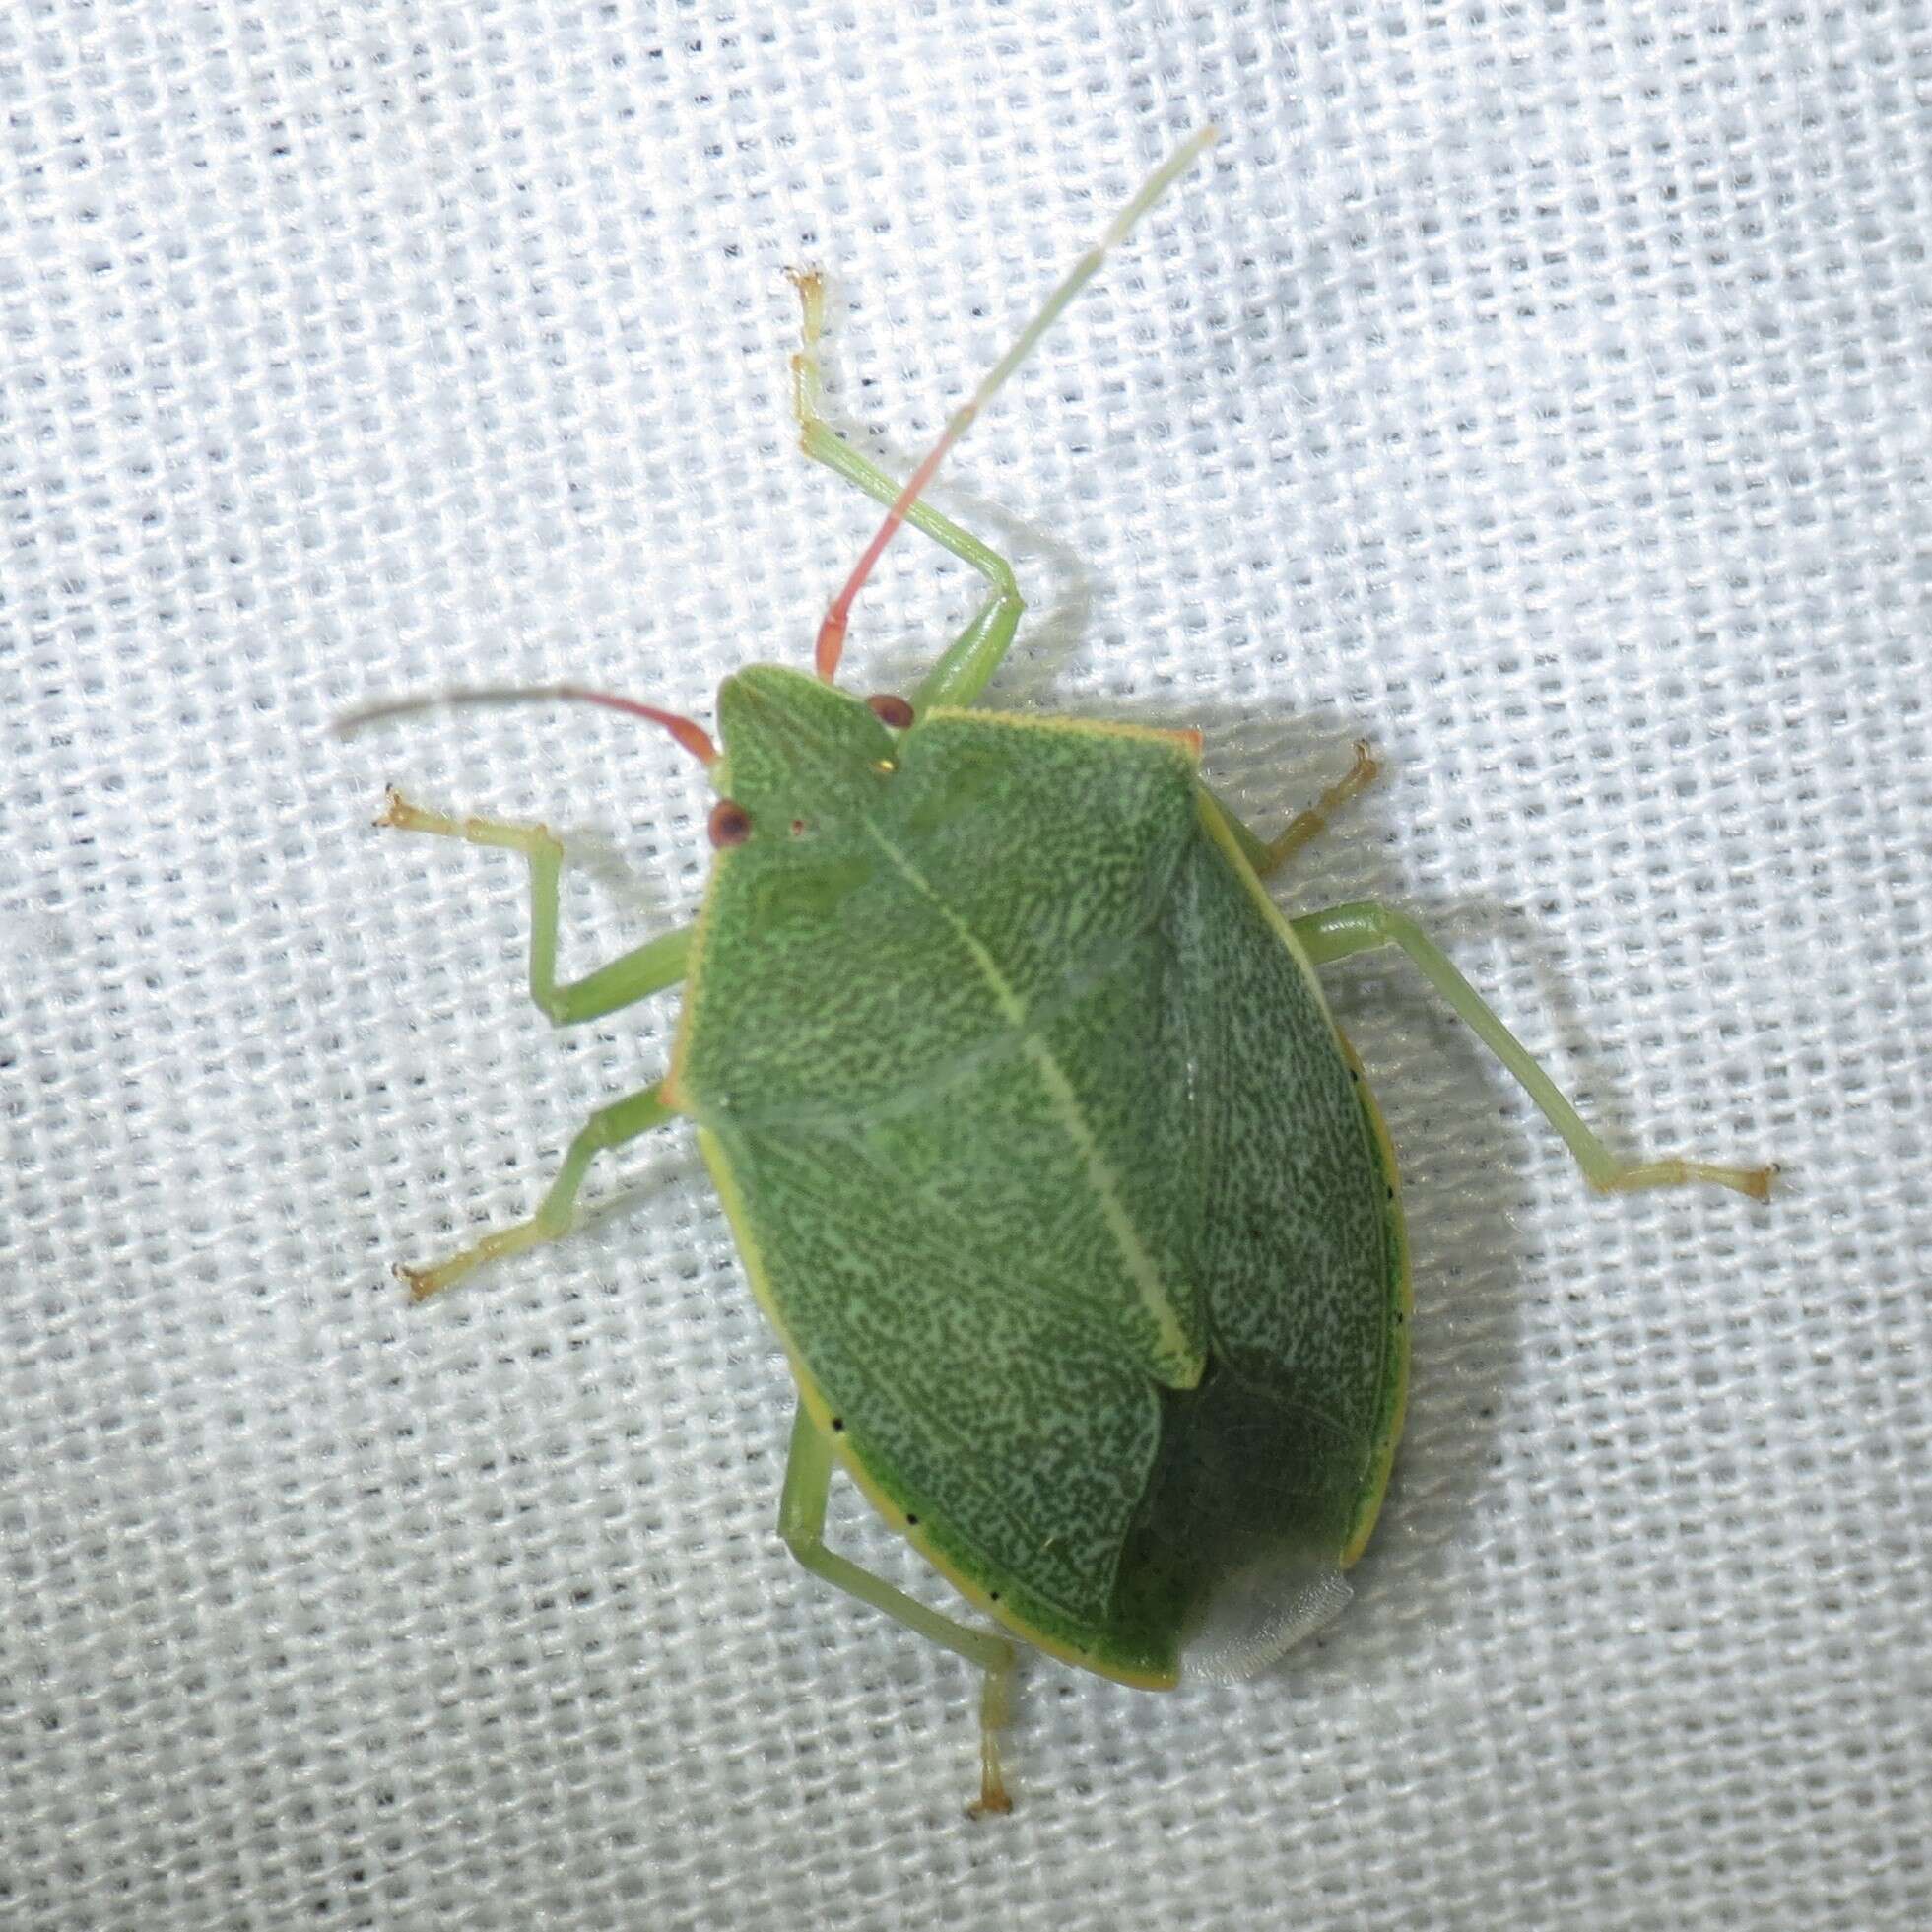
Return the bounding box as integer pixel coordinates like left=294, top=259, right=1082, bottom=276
left=1108, top=813, right=1403, bottom=1666
left=676, top=686, right=1401, bottom=1674
left=682, top=681, right=1210, bottom=1386
left=690, top=671, right=1205, bottom=1126
left=1182, top=817, right=1392, bottom=1450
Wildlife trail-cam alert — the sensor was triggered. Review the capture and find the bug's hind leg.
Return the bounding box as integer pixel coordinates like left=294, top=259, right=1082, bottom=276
left=1292, top=901, right=1777, bottom=1200
left=778, top=1403, right=1018, bottom=1817
left=398, top=1084, right=677, bottom=1299
left=378, top=788, right=691, bottom=1024
left=786, top=270, right=1024, bottom=711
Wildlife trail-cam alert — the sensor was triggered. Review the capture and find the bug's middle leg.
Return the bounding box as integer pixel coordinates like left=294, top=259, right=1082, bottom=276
left=378, top=788, right=691, bottom=1024
left=787, top=270, right=1024, bottom=711
left=399, top=1083, right=677, bottom=1299
left=1292, top=901, right=1776, bottom=1200
left=778, top=1402, right=1018, bottom=1817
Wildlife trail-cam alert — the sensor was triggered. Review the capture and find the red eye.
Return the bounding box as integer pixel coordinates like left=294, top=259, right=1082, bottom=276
left=867, top=694, right=914, bottom=729
left=707, top=800, right=753, bottom=847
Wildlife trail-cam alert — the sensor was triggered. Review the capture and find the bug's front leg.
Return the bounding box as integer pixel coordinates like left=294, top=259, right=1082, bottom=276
left=377, top=788, right=691, bottom=1023
left=1293, top=901, right=1777, bottom=1200
left=1210, top=739, right=1383, bottom=881
left=777, top=1403, right=1018, bottom=1817
left=786, top=270, right=1025, bottom=712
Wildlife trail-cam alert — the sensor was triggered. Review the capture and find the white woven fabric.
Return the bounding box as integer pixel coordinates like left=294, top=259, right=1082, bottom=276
left=4, top=3, right=1927, bottom=1925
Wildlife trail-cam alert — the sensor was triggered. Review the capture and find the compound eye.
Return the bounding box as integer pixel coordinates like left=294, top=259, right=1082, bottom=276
left=707, top=799, right=753, bottom=847
left=866, top=694, right=914, bottom=730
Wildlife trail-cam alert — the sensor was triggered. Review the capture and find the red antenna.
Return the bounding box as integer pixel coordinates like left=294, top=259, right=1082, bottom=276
left=814, top=126, right=1219, bottom=684
left=333, top=684, right=719, bottom=766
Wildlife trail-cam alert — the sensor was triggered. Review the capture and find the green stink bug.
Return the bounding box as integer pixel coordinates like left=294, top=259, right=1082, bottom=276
left=346, top=131, right=1771, bottom=1813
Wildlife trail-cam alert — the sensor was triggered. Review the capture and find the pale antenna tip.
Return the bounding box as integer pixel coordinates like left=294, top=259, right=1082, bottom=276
left=329, top=684, right=718, bottom=767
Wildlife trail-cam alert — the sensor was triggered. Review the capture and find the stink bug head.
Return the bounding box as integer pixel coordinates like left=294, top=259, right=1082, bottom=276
left=706, top=664, right=904, bottom=840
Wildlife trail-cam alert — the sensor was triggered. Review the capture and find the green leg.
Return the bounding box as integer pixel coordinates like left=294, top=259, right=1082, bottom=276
left=379, top=787, right=691, bottom=1023
left=1214, top=739, right=1383, bottom=881
left=788, top=271, right=1024, bottom=711
left=400, top=1083, right=678, bottom=1299
left=1292, top=902, right=1776, bottom=1200
left=778, top=1402, right=1018, bottom=1817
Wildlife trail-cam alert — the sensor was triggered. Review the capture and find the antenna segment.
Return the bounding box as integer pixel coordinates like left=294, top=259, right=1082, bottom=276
left=333, top=684, right=719, bottom=766
left=813, top=126, right=1219, bottom=683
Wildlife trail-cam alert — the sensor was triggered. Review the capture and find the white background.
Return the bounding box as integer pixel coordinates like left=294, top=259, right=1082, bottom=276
left=2, top=2, right=1927, bottom=1926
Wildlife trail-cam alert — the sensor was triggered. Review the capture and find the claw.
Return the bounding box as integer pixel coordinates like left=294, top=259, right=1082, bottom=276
left=374, top=786, right=449, bottom=835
